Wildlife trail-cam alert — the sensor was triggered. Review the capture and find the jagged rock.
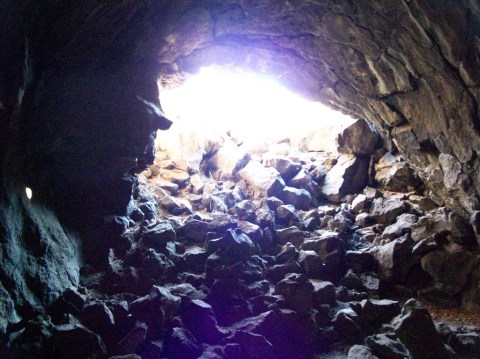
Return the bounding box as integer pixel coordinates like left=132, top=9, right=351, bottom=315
left=351, top=299, right=401, bottom=333
left=393, top=299, right=454, bottom=359
left=208, top=278, right=252, bottom=325
left=206, top=214, right=238, bottom=236
left=129, top=286, right=181, bottom=337
left=274, top=273, right=314, bottom=315
left=288, top=169, right=321, bottom=199
left=421, top=247, right=478, bottom=296
left=301, top=231, right=345, bottom=278
left=209, top=139, right=250, bottom=180
left=298, top=250, right=325, bottom=278
left=275, top=243, right=299, bottom=264
left=267, top=261, right=303, bottom=283
left=366, top=334, right=409, bottom=359
left=412, top=235, right=440, bottom=256
left=370, top=197, right=408, bottom=225
left=345, top=250, right=376, bottom=273
left=140, top=221, right=176, bottom=249
left=462, top=264, right=480, bottom=311
left=140, top=249, right=175, bottom=283
left=411, top=207, right=474, bottom=244
left=233, top=308, right=316, bottom=358
left=374, top=234, right=416, bottom=283
left=336, top=119, right=379, bottom=155
left=164, top=327, right=201, bottom=359
left=230, top=330, right=275, bottom=359
left=275, top=226, right=305, bottom=248
left=48, top=287, right=87, bottom=324
left=160, top=169, right=190, bottom=187
left=52, top=323, right=107, bottom=358
left=322, top=154, right=369, bottom=202
left=348, top=345, right=379, bottom=359
left=374, top=152, right=420, bottom=191
left=237, top=161, right=285, bottom=198
left=228, top=200, right=256, bottom=221
left=237, top=220, right=263, bottom=242
left=351, top=194, right=369, bottom=214
left=179, top=219, right=209, bottom=243
left=79, top=301, right=116, bottom=346
left=154, top=179, right=179, bottom=195
left=181, top=299, right=227, bottom=344
left=207, top=228, right=255, bottom=261
left=310, top=164, right=328, bottom=183
left=157, top=189, right=193, bottom=215
left=263, top=155, right=302, bottom=181
left=276, top=204, right=297, bottom=225
left=112, top=322, right=148, bottom=356
left=279, top=186, right=311, bottom=210
left=382, top=213, right=418, bottom=240
left=355, top=213, right=376, bottom=228
left=310, top=280, right=336, bottom=306
left=332, top=308, right=363, bottom=344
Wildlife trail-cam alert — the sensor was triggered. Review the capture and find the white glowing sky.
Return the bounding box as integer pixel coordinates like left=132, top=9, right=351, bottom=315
left=160, top=66, right=353, bottom=141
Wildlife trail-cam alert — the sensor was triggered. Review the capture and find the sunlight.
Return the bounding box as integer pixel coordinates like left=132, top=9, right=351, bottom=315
left=160, top=66, right=354, bottom=143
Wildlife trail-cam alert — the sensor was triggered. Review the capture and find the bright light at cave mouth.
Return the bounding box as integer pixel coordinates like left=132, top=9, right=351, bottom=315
left=160, top=66, right=354, bottom=143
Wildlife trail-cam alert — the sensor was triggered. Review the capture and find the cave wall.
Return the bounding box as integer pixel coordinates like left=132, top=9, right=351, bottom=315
left=152, top=0, right=480, bottom=219
left=1, top=0, right=480, bottom=333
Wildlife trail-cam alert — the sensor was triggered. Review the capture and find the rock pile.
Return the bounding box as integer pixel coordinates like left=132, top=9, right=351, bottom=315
left=4, top=120, right=480, bottom=358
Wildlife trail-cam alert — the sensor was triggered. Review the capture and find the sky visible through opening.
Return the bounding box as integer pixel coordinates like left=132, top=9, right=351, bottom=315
left=160, top=66, right=354, bottom=144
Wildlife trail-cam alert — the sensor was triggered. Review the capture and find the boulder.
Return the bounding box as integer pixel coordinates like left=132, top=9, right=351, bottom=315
left=207, top=228, right=255, bottom=261
left=370, top=197, right=408, bottom=225
left=140, top=221, right=176, bottom=249
left=129, top=286, right=181, bottom=336
left=181, top=299, right=226, bottom=344
left=421, top=247, right=478, bottom=296
left=322, top=155, right=369, bottom=202
left=279, top=186, right=311, bottom=210
left=163, top=327, right=201, bottom=359
left=237, top=161, right=285, bottom=198
left=366, top=334, right=409, bottom=359
left=374, top=234, right=416, bottom=283
left=263, top=155, right=302, bottom=181
left=393, top=299, right=454, bottom=359
left=382, top=213, right=418, bottom=240
left=209, top=139, right=250, bottom=180
left=332, top=308, right=363, bottom=344
left=275, top=226, right=305, bottom=248
left=51, top=323, right=107, bottom=358
left=274, top=273, right=314, bottom=315
left=348, top=345, right=379, bottom=359
left=411, top=207, right=474, bottom=244
left=374, top=152, right=420, bottom=191
left=336, top=119, right=379, bottom=155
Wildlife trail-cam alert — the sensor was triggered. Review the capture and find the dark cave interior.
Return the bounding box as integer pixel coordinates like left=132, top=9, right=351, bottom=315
left=1, top=1, right=480, bottom=358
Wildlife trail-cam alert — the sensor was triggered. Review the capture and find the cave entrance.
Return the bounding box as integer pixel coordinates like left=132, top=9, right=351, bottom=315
left=154, top=66, right=354, bottom=181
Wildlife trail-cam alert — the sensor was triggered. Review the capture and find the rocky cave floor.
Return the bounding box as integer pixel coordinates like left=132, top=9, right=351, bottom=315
left=6, top=125, right=480, bottom=359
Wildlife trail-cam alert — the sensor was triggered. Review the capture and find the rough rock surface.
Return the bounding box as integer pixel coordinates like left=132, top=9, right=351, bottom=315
left=2, top=1, right=480, bottom=358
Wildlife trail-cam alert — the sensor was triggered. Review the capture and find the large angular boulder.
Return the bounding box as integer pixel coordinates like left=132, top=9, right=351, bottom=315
left=322, top=155, right=369, bottom=202
left=370, top=197, right=408, bottom=225
left=263, top=155, right=302, bottom=181
left=375, top=152, right=420, bottom=191
left=279, top=186, right=311, bottom=210
left=374, top=234, right=416, bottom=283
left=336, top=119, right=379, bottom=155
left=393, top=299, right=454, bottom=359
left=237, top=161, right=285, bottom=198
left=421, top=247, right=478, bottom=296
left=209, top=139, right=250, bottom=180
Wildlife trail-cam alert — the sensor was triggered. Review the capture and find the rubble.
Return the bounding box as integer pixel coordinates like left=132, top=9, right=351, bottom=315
left=8, top=124, right=480, bottom=359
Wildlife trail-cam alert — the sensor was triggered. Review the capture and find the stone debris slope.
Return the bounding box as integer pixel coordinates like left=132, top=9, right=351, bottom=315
left=4, top=120, right=480, bottom=359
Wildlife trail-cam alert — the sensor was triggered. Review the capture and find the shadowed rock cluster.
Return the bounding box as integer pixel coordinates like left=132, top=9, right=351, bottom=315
left=5, top=121, right=479, bottom=358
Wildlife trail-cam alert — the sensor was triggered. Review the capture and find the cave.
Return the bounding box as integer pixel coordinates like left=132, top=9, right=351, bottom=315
left=1, top=1, right=480, bottom=358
